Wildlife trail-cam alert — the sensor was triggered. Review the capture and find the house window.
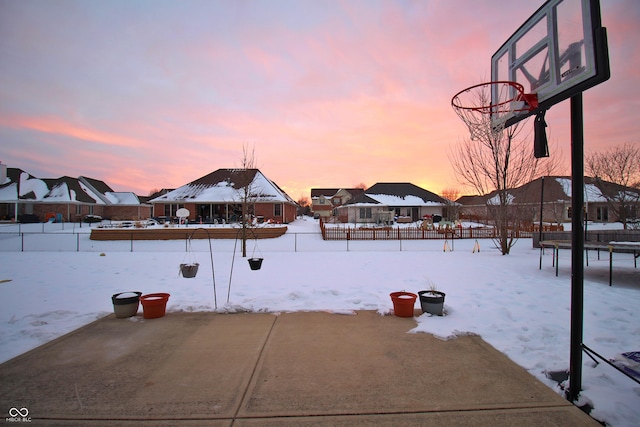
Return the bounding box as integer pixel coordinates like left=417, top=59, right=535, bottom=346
left=359, top=207, right=372, bottom=219
left=274, top=203, right=282, bottom=217
left=164, top=204, right=183, bottom=217
left=566, top=207, right=572, bottom=220
left=76, top=204, right=82, bottom=215
left=596, top=206, right=609, bottom=221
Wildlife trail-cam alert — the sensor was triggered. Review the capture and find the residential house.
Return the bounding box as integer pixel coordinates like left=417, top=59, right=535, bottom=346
left=0, top=164, right=151, bottom=222
left=310, top=188, right=365, bottom=218
left=335, top=182, right=448, bottom=224
left=149, top=168, right=297, bottom=224
left=456, top=176, right=640, bottom=228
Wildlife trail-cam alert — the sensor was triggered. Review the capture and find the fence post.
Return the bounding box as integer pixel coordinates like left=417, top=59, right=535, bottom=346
left=21, top=233, right=24, bottom=252
left=130, top=234, right=134, bottom=252
left=76, top=233, right=80, bottom=252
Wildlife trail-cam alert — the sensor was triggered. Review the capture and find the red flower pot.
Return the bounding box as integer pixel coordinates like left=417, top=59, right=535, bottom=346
left=140, top=293, right=170, bottom=319
left=390, top=291, right=417, bottom=317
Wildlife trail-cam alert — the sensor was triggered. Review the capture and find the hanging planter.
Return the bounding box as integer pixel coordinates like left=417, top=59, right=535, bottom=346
left=248, top=257, right=263, bottom=270
left=389, top=291, right=417, bottom=317
left=179, top=235, right=199, bottom=278
left=418, top=290, right=446, bottom=316
left=140, top=293, right=170, bottom=319
left=111, top=291, right=142, bottom=318
left=247, top=231, right=264, bottom=271
left=179, top=263, right=199, bottom=278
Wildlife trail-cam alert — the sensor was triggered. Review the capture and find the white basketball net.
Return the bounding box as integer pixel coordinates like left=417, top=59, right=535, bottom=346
left=451, top=82, right=526, bottom=141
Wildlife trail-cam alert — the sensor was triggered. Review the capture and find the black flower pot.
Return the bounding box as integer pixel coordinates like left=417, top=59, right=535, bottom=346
left=248, top=258, right=263, bottom=270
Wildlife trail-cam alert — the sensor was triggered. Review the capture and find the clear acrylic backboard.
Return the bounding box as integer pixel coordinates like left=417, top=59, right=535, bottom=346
left=491, top=0, right=609, bottom=128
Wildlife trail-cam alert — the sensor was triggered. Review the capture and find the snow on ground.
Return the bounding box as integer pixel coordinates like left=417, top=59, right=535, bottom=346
left=0, top=218, right=638, bottom=426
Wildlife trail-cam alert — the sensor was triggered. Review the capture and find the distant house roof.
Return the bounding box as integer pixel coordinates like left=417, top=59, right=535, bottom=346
left=0, top=167, right=143, bottom=205
left=150, top=169, right=296, bottom=204
left=346, top=182, right=447, bottom=206
left=456, top=195, right=486, bottom=205
left=456, top=176, right=640, bottom=205
left=140, top=189, right=174, bottom=204
left=310, top=188, right=365, bottom=199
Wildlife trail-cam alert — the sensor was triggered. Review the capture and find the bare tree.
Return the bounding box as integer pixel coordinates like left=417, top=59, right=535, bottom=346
left=440, top=187, right=461, bottom=222
left=586, top=142, right=640, bottom=229
left=297, top=196, right=311, bottom=217
left=236, top=143, right=258, bottom=257
left=449, top=84, right=540, bottom=254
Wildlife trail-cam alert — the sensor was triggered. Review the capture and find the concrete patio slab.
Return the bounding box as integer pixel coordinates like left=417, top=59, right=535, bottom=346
left=0, top=311, right=598, bottom=426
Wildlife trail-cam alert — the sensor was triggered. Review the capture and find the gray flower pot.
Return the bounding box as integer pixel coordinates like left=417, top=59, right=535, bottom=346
left=112, top=292, right=142, bottom=318
left=418, top=290, right=446, bottom=316
left=180, top=263, right=199, bottom=278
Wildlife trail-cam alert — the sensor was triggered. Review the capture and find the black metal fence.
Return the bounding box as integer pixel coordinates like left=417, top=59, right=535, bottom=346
left=0, top=221, right=536, bottom=253
left=320, top=224, right=532, bottom=241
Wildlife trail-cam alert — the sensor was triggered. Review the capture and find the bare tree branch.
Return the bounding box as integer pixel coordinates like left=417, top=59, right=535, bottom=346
left=586, top=142, right=640, bottom=229
left=449, top=83, right=541, bottom=254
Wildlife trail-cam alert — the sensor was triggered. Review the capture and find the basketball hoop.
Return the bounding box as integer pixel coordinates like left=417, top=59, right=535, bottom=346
left=451, top=81, right=538, bottom=140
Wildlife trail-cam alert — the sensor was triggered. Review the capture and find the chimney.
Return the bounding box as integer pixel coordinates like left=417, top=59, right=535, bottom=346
left=0, top=162, right=6, bottom=184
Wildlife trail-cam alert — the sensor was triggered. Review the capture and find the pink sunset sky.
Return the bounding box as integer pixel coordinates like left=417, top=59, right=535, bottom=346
left=1, top=0, right=638, bottom=201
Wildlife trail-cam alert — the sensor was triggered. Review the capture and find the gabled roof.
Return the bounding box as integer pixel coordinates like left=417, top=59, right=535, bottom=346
left=0, top=167, right=142, bottom=205
left=43, top=176, right=101, bottom=203
left=346, top=182, right=447, bottom=206
left=150, top=168, right=296, bottom=204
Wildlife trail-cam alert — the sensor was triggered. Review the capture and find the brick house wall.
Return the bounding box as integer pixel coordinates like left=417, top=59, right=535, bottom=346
left=9, top=202, right=151, bottom=222
left=102, top=205, right=152, bottom=221
left=254, top=202, right=297, bottom=223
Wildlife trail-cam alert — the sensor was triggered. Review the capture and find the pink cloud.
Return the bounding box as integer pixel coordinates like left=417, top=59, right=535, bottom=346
left=0, top=115, right=151, bottom=150
left=1, top=0, right=638, bottom=201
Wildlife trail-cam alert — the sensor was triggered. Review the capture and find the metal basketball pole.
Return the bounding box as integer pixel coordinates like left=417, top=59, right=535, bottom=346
left=568, top=93, right=584, bottom=402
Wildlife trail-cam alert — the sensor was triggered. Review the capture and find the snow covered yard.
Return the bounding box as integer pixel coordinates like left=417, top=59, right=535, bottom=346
left=0, top=218, right=638, bottom=426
